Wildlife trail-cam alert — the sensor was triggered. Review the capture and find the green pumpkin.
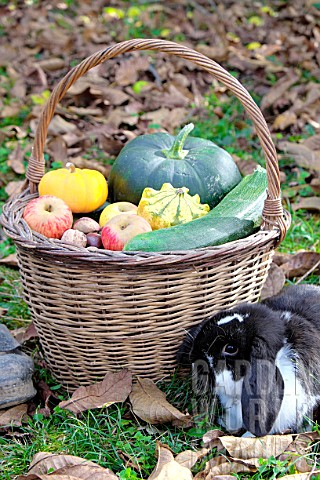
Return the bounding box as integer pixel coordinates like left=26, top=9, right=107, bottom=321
left=108, top=123, right=242, bottom=209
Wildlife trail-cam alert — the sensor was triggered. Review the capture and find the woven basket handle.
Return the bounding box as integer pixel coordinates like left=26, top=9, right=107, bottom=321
left=27, top=39, right=287, bottom=242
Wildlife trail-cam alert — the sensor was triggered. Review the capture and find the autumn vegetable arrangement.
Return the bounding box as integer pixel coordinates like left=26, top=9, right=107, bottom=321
left=22, top=123, right=268, bottom=252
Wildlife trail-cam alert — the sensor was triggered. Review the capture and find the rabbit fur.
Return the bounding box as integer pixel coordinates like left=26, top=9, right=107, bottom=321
left=177, top=284, right=320, bottom=437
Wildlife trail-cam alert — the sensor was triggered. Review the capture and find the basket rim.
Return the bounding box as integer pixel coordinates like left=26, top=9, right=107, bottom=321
left=24, top=38, right=287, bottom=242
left=1, top=187, right=282, bottom=268
left=1, top=39, right=290, bottom=259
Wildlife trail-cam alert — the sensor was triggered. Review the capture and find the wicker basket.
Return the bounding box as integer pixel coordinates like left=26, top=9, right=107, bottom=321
left=0, top=39, right=288, bottom=391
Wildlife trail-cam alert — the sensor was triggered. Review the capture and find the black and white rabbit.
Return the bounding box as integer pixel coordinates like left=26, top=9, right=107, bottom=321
left=177, top=284, right=320, bottom=437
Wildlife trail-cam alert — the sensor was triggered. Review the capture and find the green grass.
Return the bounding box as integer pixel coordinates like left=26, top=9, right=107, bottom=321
left=0, top=374, right=209, bottom=479
left=2, top=376, right=318, bottom=480
left=1, top=405, right=153, bottom=478
left=280, top=210, right=319, bottom=254
left=0, top=266, right=31, bottom=329
left=192, top=91, right=265, bottom=165
left=1, top=381, right=320, bottom=479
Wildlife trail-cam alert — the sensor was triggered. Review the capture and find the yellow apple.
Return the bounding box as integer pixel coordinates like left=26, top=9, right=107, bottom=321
left=99, top=201, right=137, bottom=227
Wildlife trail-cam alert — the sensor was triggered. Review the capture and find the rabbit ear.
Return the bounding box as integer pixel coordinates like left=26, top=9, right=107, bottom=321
left=241, top=338, right=284, bottom=436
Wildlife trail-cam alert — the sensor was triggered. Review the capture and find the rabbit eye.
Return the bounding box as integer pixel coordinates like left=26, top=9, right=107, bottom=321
left=222, top=343, right=239, bottom=356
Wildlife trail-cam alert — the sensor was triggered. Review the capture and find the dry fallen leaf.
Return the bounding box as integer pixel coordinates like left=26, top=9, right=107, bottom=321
left=37, top=27, right=73, bottom=54
left=140, top=107, right=189, bottom=131
left=260, top=72, right=300, bottom=111
left=21, top=451, right=118, bottom=479
left=28, top=452, right=99, bottom=474
left=102, top=109, right=138, bottom=129
left=293, top=83, right=320, bottom=115
left=36, top=58, right=66, bottom=72
left=0, top=44, right=19, bottom=66
left=202, top=429, right=226, bottom=452
left=195, top=455, right=256, bottom=479
left=310, top=177, right=320, bottom=195
left=280, top=474, right=320, bottom=480
left=5, top=180, right=26, bottom=199
left=291, top=431, right=320, bottom=454
left=2, top=125, right=28, bottom=139
left=148, top=443, right=193, bottom=480
left=195, top=44, right=228, bottom=62
left=260, top=262, right=286, bottom=300
left=196, top=433, right=296, bottom=479
left=97, top=134, right=124, bottom=156
left=228, top=46, right=285, bottom=73
left=115, top=56, right=149, bottom=87
left=0, top=253, right=18, bottom=267
left=175, top=450, right=201, bottom=470
left=101, top=88, right=130, bottom=106
left=279, top=251, right=320, bottom=279
left=279, top=431, right=320, bottom=474
left=0, top=104, right=23, bottom=119
left=68, top=106, right=104, bottom=117
left=17, top=474, right=82, bottom=479
left=233, top=157, right=258, bottom=177
left=219, top=434, right=293, bottom=460
left=130, top=377, right=191, bottom=426
left=25, top=64, right=48, bottom=88
left=23, top=465, right=117, bottom=479
left=206, top=476, right=236, bottom=480
left=278, top=141, right=320, bottom=172
left=48, top=115, right=79, bottom=136
left=303, top=134, right=320, bottom=150
left=35, top=379, right=58, bottom=418
left=145, top=85, right=189, bottom=110
left=59, top=369, right=132, bottom=414
left=70, top=157, right=111, bottom=179
left=292, top=196, right=320, bottom=212
left=197, top=428, right=319, bottom=479
left=0, top=403, right=28, bottom=427
left=7, top=143, right=26, bottom=174
left=273, top=111, right=297, bottom=131
left=273, top=252, right=293, bottom=266
left=47, top=137, right=68, bottom=164
left=14, top=322, right=39, bottom=344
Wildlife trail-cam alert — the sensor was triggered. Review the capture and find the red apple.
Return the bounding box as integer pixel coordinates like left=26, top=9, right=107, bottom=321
left=101, top=213, right=152, bottom=251
left=23, top=195, right=73, bottom=239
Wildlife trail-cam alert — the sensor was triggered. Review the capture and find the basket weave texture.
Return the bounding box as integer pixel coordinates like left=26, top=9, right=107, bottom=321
left=0, top=39, right=288, bottom=391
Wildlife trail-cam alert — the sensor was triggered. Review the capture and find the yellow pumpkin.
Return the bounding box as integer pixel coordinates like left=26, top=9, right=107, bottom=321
left=38, top=163, right=108, bottom=213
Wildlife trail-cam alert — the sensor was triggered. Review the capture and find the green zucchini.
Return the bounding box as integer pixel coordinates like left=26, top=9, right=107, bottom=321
left=123, top=166, right=268, bottom=252
left=211, top=165, right=268, bottom=227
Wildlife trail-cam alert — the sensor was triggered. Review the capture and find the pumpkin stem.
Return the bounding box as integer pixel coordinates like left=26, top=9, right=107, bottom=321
left=66, top=162, right=76, bottom=173
left=162, top=123, right=194, bottom=160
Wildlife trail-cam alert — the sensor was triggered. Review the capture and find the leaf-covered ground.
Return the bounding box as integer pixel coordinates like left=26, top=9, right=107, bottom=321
left=0, top=1, right=319, bottom=479
left=0, top=0, right=320, bottom=208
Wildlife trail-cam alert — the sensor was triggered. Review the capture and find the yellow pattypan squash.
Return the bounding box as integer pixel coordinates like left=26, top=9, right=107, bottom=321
left=39, top=162, right=108, bottom=213
left=137, top=183, right=210, bottom=230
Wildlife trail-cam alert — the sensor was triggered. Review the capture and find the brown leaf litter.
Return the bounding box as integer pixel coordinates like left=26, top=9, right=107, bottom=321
left=59, top=370, right=132, bottom=414
left=129, top=377, right=192, bottom=427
